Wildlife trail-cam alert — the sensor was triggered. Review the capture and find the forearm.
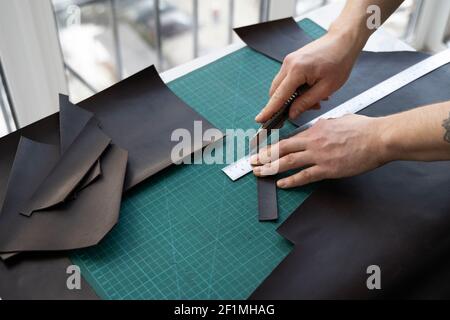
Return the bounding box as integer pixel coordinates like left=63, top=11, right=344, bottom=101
left=378, top=102, right=450, bottom=162
left=329, top=0, right=405, bottom=53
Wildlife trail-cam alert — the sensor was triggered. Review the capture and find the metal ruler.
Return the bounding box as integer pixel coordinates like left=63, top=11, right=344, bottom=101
left=223, top=49, right=450, bottom=181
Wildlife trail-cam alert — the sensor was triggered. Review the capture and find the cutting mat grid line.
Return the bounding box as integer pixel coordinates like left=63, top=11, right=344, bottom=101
left=71, top=19, right=324, bottom=300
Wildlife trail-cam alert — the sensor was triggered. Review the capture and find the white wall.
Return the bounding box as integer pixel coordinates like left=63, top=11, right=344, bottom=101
left=0, top=0, right=67, bottom=128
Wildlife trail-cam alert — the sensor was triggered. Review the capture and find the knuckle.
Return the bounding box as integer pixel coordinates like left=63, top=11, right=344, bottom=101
left=270, top=144, right=281, bottom=159
left=278, top=140, right=288, bottom=153
left=266, top=145, right=273, bottom=158
left=258, top=146, right=267, bottom=156
left=272, top=89, right=283, bottom=101
left=297, top=98, right=311, bottom=112
left=260, top=150, right=270, bottom=163
left=284, top=153, right=296, bottom=166
left=301, top=169, right=314, bottom=183
left=269, top=81, right=276, bottom=92
left=285, top=176, right=296, bottom=186
left=290, top=175, right=301, bottom=186
left=291, top=61, right=304, bottom=73
left=284, top=53, right=295, bottom=65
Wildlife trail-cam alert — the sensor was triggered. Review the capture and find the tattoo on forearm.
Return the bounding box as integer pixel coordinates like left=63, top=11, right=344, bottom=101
left=443, top=113, right=450, bottom=143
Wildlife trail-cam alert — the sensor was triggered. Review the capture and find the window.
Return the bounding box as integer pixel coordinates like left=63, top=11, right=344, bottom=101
left=296, top=0, right=423, bottom=41
left=52, top=0, right=266, bottom=103
left=383, top=0, right=422, bottom=40
left=296, top=0, right=329, bottom=15
left=444, top=7, right=450, bottom=47
left=52, top=0, right=449, bottom=104
left=0, top=61, right=15, bottom=137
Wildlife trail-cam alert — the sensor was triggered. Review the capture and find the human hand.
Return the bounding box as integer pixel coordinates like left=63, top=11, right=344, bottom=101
left=251, top=115, right=390, bottom=188
left=255, top=31, right=362, bottom=123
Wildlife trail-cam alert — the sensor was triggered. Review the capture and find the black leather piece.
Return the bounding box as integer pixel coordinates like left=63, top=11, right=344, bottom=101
left=59, top=95, right=94, bottom=154
left=0, top=139, right=59, bottom=260
left=20, top=120, right=111, bottom=217
left=257, top=177, right=278, bottom=221
left=0, top=116, right=93, bottom=298
left=77, top=160, right=102, bottom=192
left=0, top=113, right=127, bottom=254
left=251, top=61, right=450, bottom=299
left=234, top=17, right=312, bottom=62
left=59, top=95, right=102, bottom=192
left=78, top=65, right=217, bottom=190
left=0, top=65, right=217, bottom=299
left=251, top=161, right=450, bottom=299
left=0, top=66, right=216, bottom=202
left=0, top=115, right=59, bottom=211
left=0, top=143, right=127, bottom=254
left=236, top=17, right=450, bottom=299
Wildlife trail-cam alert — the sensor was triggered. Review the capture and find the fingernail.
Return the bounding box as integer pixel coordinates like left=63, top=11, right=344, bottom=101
left=250, top=155, right=259, bottom=165
left=253, top=167, right=261, bottom=176
left=259, top=165, right=274, bottom=176
left=277, top=179, right=287, bottom=188
left=255, top=113, right=262, bottom=122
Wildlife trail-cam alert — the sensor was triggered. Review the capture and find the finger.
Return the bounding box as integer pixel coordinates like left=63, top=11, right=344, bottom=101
left=289, top=81, right=330, bottom=119
left=269, top=67, right=287, bottom=97
left=256, top=73, right=304, bottom=123
left=277, top=166, right=326, bottom=188
left=253, top=151, right=312, bottom=177
left=250, top=137, right=307, bottom=165
left=311, top=103, right=321, bottom=110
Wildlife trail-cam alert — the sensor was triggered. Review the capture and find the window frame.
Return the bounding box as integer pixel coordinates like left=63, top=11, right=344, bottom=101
left=0, top=60, right=16, bottom=135
left=0, top=0, right=67, bottom=129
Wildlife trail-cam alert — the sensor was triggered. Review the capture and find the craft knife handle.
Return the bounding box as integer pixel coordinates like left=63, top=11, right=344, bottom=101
left=261, top=84, right=310, bottom=130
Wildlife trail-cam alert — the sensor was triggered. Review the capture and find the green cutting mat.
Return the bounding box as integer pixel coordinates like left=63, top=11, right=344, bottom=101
left=71, top=19, right=326, bottom=300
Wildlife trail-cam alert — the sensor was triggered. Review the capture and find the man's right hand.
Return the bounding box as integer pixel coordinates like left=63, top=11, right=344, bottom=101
left=255, top=29, right=363, bottom=123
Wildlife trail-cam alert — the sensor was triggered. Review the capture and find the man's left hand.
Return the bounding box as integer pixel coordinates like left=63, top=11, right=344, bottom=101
left=251, top=114, right=389, bottom=188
